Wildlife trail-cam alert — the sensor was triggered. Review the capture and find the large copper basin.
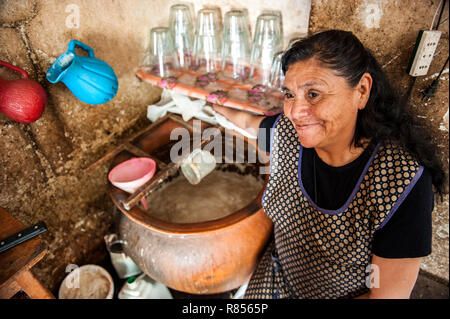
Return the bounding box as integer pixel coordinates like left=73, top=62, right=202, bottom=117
left=108, top=115, right=273, bottom=294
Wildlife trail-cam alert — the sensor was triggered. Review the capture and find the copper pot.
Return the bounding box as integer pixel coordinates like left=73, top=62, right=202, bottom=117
left=108, top=116, right=273, bottom=294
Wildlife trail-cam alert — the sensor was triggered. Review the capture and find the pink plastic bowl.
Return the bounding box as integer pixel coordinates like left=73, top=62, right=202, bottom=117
left=108, top=157, right=157, bottom=194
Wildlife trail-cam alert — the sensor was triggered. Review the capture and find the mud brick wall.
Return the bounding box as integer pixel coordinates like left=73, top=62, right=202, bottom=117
left=0, top=0, right=163, bottom=292
left=0, top=0, right=448, bottom=293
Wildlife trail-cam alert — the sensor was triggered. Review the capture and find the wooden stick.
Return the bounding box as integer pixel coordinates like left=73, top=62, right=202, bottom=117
left=122, top=161, right=178, bottom=210
left=122, top=129, right=222, bottom=210
left=123, top=143, right=166, bottom=169
left=83, top=114, right=171, bottom=173
left=167, top=114, right=195, bottom=131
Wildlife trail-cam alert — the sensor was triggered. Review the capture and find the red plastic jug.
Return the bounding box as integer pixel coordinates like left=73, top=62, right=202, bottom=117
left=0, top=60, right=46, bottom=123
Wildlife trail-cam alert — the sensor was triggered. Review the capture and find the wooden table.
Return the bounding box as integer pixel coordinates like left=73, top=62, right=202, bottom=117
left=0, top=207, right=54, bottom=299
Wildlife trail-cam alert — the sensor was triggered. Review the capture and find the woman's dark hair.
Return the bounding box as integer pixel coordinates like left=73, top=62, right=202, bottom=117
left=282, top=30, right=446, bottom=196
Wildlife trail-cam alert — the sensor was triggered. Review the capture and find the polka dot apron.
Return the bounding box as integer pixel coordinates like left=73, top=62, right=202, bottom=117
left=244, top=114, right=424, bottom=299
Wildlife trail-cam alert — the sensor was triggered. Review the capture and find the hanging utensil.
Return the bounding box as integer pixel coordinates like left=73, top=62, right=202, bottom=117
left=0, top=60, right=47, bottom=123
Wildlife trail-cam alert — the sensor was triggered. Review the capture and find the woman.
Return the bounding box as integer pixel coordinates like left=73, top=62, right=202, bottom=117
left=213, top=30, right=446, bottom=299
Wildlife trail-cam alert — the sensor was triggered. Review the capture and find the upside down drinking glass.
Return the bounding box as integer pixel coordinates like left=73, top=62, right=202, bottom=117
left=193, top=8, right=222, bottom=73
left=269, top=51, right=285, bottom=91
left=221, top=10, right=251, bottom=81
left=169, top=4, right=194, bottom=69
left=148, top=27, right=179, bottom=77
left=249, top=13, right=283, bottom=86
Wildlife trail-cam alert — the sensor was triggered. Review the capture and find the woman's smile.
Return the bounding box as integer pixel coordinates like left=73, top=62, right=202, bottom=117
left=295, top=122, right=323, bottom=130
left=294, top=121, right=323, bottom=132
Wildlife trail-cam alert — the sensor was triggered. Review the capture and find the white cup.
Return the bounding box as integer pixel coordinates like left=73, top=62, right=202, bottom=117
left=180, top=149, right=216, bottom=185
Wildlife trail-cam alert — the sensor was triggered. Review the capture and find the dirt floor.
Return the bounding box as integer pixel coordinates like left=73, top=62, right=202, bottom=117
left=48, top=245, right=449, bottom=300
left=410, top=271, right=449, bottom=299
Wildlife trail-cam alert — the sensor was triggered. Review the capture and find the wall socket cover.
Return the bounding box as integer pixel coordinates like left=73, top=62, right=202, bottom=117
left=407, top=30, right=442, bottom=77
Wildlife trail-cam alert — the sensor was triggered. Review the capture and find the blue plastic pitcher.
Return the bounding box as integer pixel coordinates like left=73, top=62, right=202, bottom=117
left=46, top=40, right=118, bottom=105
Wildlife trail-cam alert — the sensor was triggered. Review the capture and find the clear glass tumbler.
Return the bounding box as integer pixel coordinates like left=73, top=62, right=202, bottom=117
left=221, top=10, right=251, bottom=81
left=193, top=8, right=222, bottom=73
left=148, top=27, right=179, bottom=77
left=249, top=13, right=283, bottom=86
left=269, top=51, right=285, bottom=91
left=169, top=4, right=194, bottom=69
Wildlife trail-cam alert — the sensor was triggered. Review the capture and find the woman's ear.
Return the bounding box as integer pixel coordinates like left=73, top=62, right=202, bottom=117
left=357, top=72, right=373, bottom=110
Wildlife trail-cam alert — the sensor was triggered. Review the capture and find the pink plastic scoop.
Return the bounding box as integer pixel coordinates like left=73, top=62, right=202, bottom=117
left=108, top=157, right=157, bottom=210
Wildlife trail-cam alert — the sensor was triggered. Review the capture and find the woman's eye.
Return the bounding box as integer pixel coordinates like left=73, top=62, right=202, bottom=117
left=308, top=91, right=319, bottom=99
left=284, top=92, right=294, bottom=99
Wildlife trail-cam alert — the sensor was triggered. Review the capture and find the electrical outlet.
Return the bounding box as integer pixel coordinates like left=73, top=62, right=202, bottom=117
left=407, top=30, right=442, bottom=77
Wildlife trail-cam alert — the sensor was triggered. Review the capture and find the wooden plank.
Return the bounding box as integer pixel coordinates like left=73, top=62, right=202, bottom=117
left=135, top=68, right=284, bottom=116
left=83, top=114, right=171, bottom=173
left=123, top=143, right=167, bottom=169
left=14, top=270, right=54, bottom=299
left=0, top=278, right=20, bottom=299
left=167, top=114, right=195, bottom=131
left=0, top=207, right=48, bottom=293
left=83, top=144, right=126, bottom=174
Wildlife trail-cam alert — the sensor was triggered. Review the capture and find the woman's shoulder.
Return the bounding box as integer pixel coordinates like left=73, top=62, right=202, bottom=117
left=374, top=140, right=422, bottom=171
left=372, top=166, right=434, bottom=257
left=362, top=140, right=429, bottom=230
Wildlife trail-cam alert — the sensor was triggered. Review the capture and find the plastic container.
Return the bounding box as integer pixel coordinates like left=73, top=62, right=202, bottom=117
left=108, top=157, right=157, bottom=210
left=46, top=40, right=118, bottom=105
left=104, top=234, right=142, bottom=279
left=118, top=274, right=173, bottom=299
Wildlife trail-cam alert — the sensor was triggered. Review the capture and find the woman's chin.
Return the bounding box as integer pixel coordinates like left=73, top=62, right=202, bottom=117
left=296, top=136, right=319, bottom=148
left=295, top=131, right=321, bottom=148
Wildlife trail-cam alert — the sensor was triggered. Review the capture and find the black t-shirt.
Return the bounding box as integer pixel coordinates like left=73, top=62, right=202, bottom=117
left=258, top=114, right=433, bottom=258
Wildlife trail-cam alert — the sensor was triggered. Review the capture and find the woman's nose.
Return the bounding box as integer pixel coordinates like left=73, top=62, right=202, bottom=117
left=289, top=98, right=312, bottom=120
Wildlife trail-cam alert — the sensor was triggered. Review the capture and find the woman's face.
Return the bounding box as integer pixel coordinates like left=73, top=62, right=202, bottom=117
left=283, top=58, right=371, bottom=151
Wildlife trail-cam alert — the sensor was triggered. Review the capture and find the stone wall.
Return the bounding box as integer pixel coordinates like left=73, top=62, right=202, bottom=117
left=0, top=0, right=448, bottom=293
left=0, top=0, right=163, bottom=292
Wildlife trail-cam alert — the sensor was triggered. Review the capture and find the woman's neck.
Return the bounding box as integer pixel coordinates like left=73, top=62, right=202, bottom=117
left=315, top=139, right=369, bottom=167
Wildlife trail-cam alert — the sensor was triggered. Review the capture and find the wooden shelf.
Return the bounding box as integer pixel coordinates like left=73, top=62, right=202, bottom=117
left=135, top=66, right=284, bottom=116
